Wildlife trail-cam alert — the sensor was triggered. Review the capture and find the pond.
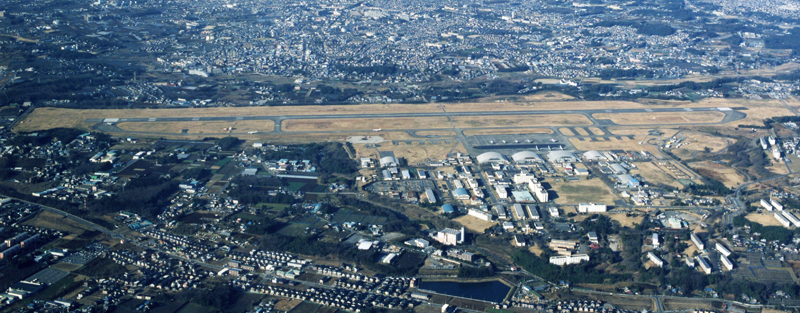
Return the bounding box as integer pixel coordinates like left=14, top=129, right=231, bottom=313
left=418, top=280, right=511, bottom=303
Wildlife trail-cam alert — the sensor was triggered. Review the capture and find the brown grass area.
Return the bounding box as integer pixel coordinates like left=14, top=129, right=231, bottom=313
left=451, top=114, right=592, bottom=128
left=522, top=92, right=575, bottom=100
left=370, top=141, right=466, bottom=164
left=528, top=244, right=544, bottom=256
left=116, top=120, right=274, bottom=134
left=462, top=128, right=553, bottom=136
left=766, top=161, right=791, bottom=175
left=676, top=131, right=733, bottom=153
left=559, top=127, right=575, bottom=136
left=282, top=117, right=450, bottom=132
left=569, top=137, right=663, bottom=156
left=414, top=130, right=457, bottom=137
left=588, top=127, right=605, bottom=135
left=549, top=178, right=617, bottom=204
left=608, top=213, right=644, bottom=228
left=630, top=162, right=682, bottom=188
left=745, top=212, right=785, bottom=227
left=22, top=210, right=95, bottom=235
left=574, top=128, right=590, bottom=136
left=688, top=161, right=745, bottom=188
left=682, top=240, right=698, bottom=256
left=606, top=127, right=680, bottom=138
left=662, top=298, right=722, bottom=311
left=453, top=215, right=498, bottom=233
left=593, top=111, right=726, bottom=125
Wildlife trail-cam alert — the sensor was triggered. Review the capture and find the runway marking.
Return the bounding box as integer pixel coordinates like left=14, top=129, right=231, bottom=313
left=717, top=107, right=732, bottom=111
left=148, top=118, right=156, bottom=122
left=236, top=117, right=243, bottom=120
left=684, top=108, right=693, bottom=111
left=192, top=117, right=200, bottom=121
left=645, top=109, right=653, bottom=112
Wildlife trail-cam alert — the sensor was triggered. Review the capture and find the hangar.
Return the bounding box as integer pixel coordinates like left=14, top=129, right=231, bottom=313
left=512, top=151, right=544, bottom=163
left=477, top=152, right=508, bottom=164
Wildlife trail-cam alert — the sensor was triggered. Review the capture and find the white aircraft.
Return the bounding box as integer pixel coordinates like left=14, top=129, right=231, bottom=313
left=489, top=140, right=495, bottom=144
left=373, top=128, right=382, bottom=132
left=248, top=131, right=258, bottom=134
left=550, top=138, right=558, bottom=142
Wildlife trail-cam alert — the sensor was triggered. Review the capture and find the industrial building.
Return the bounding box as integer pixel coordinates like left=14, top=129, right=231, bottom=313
left=781, top=211, right=800, bottom=227
left=512, top=204, right=527, bottom=220
left=760, top=199, right=773, bottom=211
left=771, top=199, right=784, bottom=211
left=582, top=150, right=607, bottom=161
left=652, top=233, right=659, bottom=248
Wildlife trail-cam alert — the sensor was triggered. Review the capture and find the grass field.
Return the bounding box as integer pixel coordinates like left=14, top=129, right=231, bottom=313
left=462, top=128, right=553, bottom=136
left=23, top=210, right=95, bottom=235
left=355, top=141, right=465, bottom=164
left=559, top=127, right=575, bottom=136
left=744, top=212, right=785, bottom=227
left=674, top=131, right=733, bottom=153
left=662, top=298, right=722, bottom=311
left=116, top=120, right=275, bottom=134
left=630, top=162, right=682, bottom=188
left=569, top=136, right=664, bottom=156
left=688, top=161, right=745, bottom=188
left=607, top=213, right=645, bottom=228
left=283, top=116, right=450, bottom=132
left=453, top=215, right=498, bottom=233
left=451, top=114, right=592, bottom=128
left=548, top=178, right=617, bottom=204
left=593, top=111, right=726, bottom=125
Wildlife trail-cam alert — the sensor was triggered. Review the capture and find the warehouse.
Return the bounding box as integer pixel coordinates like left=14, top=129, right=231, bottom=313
left=546, top=151, right=579, bottom=163
left=582, top=150, right=606, bottom=161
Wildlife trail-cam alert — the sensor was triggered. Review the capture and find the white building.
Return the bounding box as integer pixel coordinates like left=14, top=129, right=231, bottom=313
left=774, top=212, right=792, bottom=228
left=760, top=199, right=774, bottom=211
left=495, top=185, right=509, bottom=199
left=771, top=199, right=784, bottom=211
left=781, top=211, right=800, bottom=227
left=652, top=233, right=659, bottom=248
left=720, top=255, right=734, bottom=271
left=526, top=205, right=540, bottom=220
left=424, top=189, right=437, bottom=204
left=548, top=206, right=559, bottom=217
left=696, top=256, right=712, bottom=274
left=691, top=233, right=704, bottom=251
left=549, top=254, right=589, bottom=266
left=512, top=204, right=527, bottom=220
left=468, top=208, right=492, bottom=222
left=715, top=242, right=731, bottom=257
left=434, top=227, right=464, bottom=246
left=578, top=203, right=607, bottom=213
left=647, top=252, right=664, bottom=268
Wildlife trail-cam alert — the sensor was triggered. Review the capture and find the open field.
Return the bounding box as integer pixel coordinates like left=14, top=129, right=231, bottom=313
left=688, top=161, right=746, bottom=188
left=630, top=162, right=682, bottom=188
left=462, top=128, right=553, bottom=136
left=522, top=91, right=575, bottom=101
left=451, top=114, right=592, bottom=128
left=674, top=131, right=734, bottom=153
left=23, top=210, right=95, bottom=235
left=559, top=128, right=575, bottom=136
left=282, top=117, right=450, bottom=132
left=593, top=111, right=726, bottom=125
left=662, top=298, right=722, bottom=311
left=607, top=213, right=645, bottom=228
left=574, top=128, right=590, bottom=136
left=453, top=215, right=498, bottom=233
left=588, top=127, right=605, bottom=136
left=569, top=136, right=663, bottom=155
left=548, top=178, right=617, bottom=204
left=413, top=130, right=457, bottom=137
left=744, top=212, right=785, bottom=227
left=566, top=291, right=655, bottom=311
left=354, top=141, right=466, bottom=164
left=116, top=120, right=275, bottom=134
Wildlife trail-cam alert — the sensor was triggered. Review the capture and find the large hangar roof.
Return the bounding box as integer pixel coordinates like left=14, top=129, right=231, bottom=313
left=476, top=152, right=508, bottom=164
left=512, top=151, right=544, bottom=163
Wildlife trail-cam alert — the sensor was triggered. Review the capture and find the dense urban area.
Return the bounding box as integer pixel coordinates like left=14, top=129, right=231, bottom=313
left=2, top=0, right=800, bottom=312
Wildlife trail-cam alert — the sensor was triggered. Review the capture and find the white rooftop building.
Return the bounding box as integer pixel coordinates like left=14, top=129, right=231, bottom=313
left=549, top=254, right=589, bottom=266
